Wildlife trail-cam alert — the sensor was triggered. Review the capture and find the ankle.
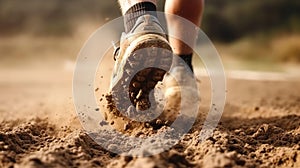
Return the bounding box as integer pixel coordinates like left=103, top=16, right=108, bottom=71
left=124, top=2, right=157, bottom=33
left=177, top=54, right=194, bottom=73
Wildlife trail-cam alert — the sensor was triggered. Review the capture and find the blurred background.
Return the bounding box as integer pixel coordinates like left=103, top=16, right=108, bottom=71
left=1, top=0, right=300, bottom=69
left=0, top=0, right=300, bottom=71
left=0, top=0, right=300, bottom=70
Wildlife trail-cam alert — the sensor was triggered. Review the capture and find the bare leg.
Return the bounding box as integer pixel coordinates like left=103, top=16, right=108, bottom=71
left=165, top=0, right=204, bottom=55
left=118, top=0, right=157, bottom=14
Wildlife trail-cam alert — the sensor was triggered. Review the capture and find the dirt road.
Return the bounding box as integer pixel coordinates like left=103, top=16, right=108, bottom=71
left=0, top=67, right=299, bottom=168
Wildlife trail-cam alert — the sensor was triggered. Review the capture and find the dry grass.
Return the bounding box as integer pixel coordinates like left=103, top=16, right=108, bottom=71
left=1, top=21, right=300, bottom=72
left=271, top=35, right=300, bottom=62
left=218, top=34, right=300, bottom=64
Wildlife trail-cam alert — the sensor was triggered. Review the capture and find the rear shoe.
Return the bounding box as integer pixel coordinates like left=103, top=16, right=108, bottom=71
left=110, top=14, right=173, bottom=116
left=158, top=56, right=200, bottom=124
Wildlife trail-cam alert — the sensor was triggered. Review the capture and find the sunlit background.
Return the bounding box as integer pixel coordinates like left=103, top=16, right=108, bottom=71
left=1, top=0, right=300, bottom=70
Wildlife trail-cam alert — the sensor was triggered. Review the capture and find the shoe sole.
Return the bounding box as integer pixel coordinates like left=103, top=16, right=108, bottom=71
left=111, top=34, right=173, bottom=113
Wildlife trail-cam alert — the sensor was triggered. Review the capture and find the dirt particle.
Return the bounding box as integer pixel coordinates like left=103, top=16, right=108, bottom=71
left=155, top=119, right=162, bottom=125
left=99, top=121, right=108, bottom=126
left=124, top=123, right=130, bottom=131
left=27, top=157, right=43, bottom=165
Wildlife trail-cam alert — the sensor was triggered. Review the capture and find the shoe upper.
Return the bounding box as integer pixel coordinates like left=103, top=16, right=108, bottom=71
left=163, top=56, right=197, bottom=88
left=114, top=15, right=167, bottom=61
left=123, top=15, right=167, bottom=42
left=157, top=56, right=200, bottom=121
left=111, top=14, right=168, bottom=90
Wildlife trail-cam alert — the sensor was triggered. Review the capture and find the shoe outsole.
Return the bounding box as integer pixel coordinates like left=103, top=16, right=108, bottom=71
left=111, top=34, right=173, bottom=113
